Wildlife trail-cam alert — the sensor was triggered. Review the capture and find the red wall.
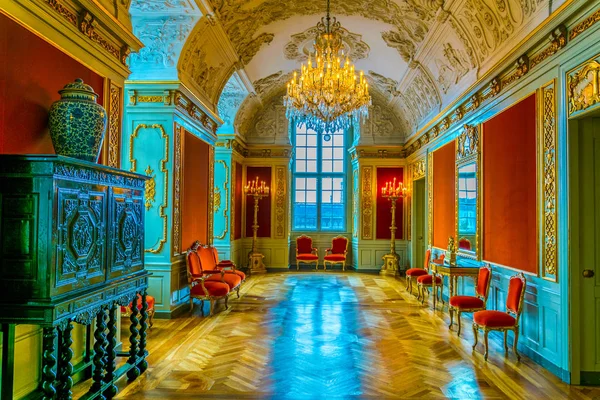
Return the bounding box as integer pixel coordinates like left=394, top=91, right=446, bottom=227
left=234, top=162, right=243, bottom=240
left=433, top=141, right=456, bottom=249
left=245, top=166, right=272, bottom=238
left=0, top=14, right=104, bottom=155
left=376, top=167, right=404, bottom=240
left=181, top=132, right=210, bottom=249
left=483, top=94, right=537, bottom=273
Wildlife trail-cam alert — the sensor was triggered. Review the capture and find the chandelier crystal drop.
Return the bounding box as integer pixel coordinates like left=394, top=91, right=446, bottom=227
left=284, top=0, right=371, bottom=135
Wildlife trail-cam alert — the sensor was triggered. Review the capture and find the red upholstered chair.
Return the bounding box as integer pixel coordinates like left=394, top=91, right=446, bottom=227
left=296, top=235, right=319, bottom=270
left=185, top=248, right=230, bottom=316
left=458, top=237, right=472, bottom=251
left=448, top=265, right=492, bottom=336
left=417, top=253, right=445, bottom=305
left=472, top=272, right=526, bottom=361
left=323, top=235, right=349, bottom=271
left=206, top=243, right=246, bottom=282
left=405, top=249, right=431, bottom=294
left=120, top=294, right=155, bottom=327
left=198, top=245, right=243, bottom=298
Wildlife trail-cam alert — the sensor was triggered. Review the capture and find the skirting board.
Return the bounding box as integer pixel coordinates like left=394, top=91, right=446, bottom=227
left=154, top=302, right=189, bottom=319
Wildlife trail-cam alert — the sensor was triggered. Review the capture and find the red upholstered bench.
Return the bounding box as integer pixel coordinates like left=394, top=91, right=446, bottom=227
left=186, top=248, right=231, bottom=316
left=120, top=294, right=155, bottom=327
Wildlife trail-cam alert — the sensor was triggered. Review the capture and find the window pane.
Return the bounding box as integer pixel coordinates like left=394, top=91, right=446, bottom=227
left=306, top=161, right=317, bottom=172
left=323, top=148, right=333, bottom=160
left=333, top=160, right=344, bottom=173
left=322, top=161, right=332, bottom=173
left=297, top=148, right=306, bottom=160
left=296, top=177, right=306, bottom=189
left=296, top=160, right=306, bottom=172
left=333, top=148, right=344, bottom=159
left=322, top=179, right=332, bottom=190
left=306, top=178, right=317, bottom=190
left=297, top=135, right=306, bottom=146
left=307, top=147, right=317, bottom=160
left=307, top=134, right=317, bottom=147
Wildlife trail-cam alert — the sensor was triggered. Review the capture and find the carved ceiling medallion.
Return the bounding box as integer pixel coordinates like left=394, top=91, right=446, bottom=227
left=284, top=26, right=369, bottom=62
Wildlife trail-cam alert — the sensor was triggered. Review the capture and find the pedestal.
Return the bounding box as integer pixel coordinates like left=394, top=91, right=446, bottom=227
left=380, top=253, right=400, bottom=277
left=248, top=252, right=266, bottom=274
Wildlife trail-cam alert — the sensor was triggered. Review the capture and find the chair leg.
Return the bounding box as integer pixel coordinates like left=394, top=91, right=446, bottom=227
left=483, top=330, right=490, bottom=361
left=406, top=276, right=410, bottom=290
left=148, top=309, right=155, bottom=328
left=209, top=300, right=215, bottom=316
left=457, top=311, right=462, bottom=337
left=342, top=262, right=345, bottom=272
left=514, top=328, right=521, bottom=361
left=472, top=324, right=478, bottom=350
left=440, top=281, right=445, bottom=305
left=448, top=307, right=454, bottom=329
left=504, top=330, right=509, bottom=352
left=225, top=295, right=229, bottom=310
left=323, top=261, right=326, bottom=271
left=237, top=286, right=240, bottom=299
left=190, top=298, right=194, bottom=312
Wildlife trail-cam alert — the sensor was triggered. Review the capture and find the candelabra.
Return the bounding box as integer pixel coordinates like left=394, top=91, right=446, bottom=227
left=244, top=177, right=270, bottom=274
left=380, top=178, right=408, bottom=277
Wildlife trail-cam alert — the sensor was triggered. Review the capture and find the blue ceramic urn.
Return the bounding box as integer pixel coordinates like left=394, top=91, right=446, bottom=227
left=48, top=78, right=107, bottom=162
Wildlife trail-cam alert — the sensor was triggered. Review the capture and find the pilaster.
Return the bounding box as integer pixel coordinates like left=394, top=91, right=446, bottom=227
left=122, top=82, right=219, bottom=317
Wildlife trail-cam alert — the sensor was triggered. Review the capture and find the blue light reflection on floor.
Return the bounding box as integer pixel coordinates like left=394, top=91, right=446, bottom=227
left=268, top=275, right=364, bottom=399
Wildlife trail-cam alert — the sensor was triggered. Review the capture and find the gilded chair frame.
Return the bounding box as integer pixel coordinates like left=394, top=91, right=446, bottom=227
left=472, top=272, right=527, bottom=361
left=295, top=234, right=319, bottom=270
left=448, top=264, right=492, bottom=336
left=406, top=249, right=430, bottom=295
left=417, top=255, right=444, bottom=306
left=455, top=124, right=482, bottom=261
left=323, top=235, right=349, bottom=271
left=185, top=248, right=230, bottom=316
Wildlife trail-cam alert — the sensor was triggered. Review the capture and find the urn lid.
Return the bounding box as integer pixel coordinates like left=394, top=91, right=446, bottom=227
left=58, top=78, right=99, bottom=102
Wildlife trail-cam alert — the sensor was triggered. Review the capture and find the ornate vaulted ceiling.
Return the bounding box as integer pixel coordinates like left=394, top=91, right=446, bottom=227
left=129, top=0, right=553, bottom=145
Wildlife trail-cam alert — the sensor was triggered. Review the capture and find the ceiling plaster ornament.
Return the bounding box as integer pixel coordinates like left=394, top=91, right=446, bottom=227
left=130, top=0, right=192, bottom=13
left=251, top=100, right=289, bottom=141
left=399, top=65, right=441, bottom=129
left=239, top=33, right=275, bottom=65
left=207, top=0, right=438, bottom=66
left=217, top=77, right=248, bottom=128
left=253, top=71, right=294, bottom=100
left=129, top=16, right=194, bottom=69
left=284, top=26, right=370, bottom=62
left=180, top=43, right=225, bottom=101
left=436, top=43, right=472, bottom=94
left=368, top=71, right=400, bottom=97
left=381, top=30, right=416, bottom=62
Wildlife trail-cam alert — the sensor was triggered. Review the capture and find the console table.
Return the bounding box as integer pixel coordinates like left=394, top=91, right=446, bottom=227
left=0, top=155, right=150, bottom=399
left=430, top=260, right=480, bottom=309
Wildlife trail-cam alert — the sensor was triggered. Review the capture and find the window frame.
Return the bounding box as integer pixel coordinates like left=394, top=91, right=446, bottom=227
left=291, top=123, right=348, bottom=232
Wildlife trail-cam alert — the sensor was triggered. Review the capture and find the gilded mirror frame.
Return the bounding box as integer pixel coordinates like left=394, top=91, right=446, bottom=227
left=455, top=124, right=481, bottom=260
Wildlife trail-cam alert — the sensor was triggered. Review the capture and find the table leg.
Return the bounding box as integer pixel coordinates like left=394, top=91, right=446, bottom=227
left=432, top=273, right=437, bottom=309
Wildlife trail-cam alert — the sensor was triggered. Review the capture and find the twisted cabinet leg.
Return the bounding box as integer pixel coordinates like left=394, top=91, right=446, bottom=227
left=57, top=321, right=74, bottom=400
left=104, top=304, right=118, bottom=398
left=138, top=292, right=149, bottom=374
left=127, top=296, right=140, bottom=381
left=91, top=309, right=107, bottom=395
left=42, top=327, right=58, bottom=400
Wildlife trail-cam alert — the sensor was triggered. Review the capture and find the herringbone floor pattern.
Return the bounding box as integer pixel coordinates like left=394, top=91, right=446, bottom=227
left=82, top=273, right=600, bottom=399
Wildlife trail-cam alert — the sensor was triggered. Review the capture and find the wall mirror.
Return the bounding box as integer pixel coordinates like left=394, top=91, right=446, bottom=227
left=455, top=124, right=481, bottom=260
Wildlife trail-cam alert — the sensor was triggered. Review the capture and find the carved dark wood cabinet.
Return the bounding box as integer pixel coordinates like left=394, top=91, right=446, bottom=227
left=0, top=155, right=150, bottom=399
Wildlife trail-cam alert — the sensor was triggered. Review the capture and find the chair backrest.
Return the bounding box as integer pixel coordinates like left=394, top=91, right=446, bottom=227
left=211, top=246, right=220, bottom=264
left=506, top=273, right=526, bottom=318
left=331, top=236, right=348, bottom=254
left=198, top=246, right=217, bottom=271
left=296, top=235, right=313, bottom=254
left=458, top=237, right=472, bottom=251
left=424, top=249, right=431, bottom=269
left=475, top=265, right=492, bottom=300
left=186, top=250, right=203, bottom=281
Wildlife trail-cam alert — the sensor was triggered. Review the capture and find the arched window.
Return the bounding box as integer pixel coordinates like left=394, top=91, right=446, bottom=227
left=292, top=124, right=346, bottom=231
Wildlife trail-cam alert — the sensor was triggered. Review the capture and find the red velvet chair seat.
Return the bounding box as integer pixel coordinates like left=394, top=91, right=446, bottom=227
left=449, top=296, right=484, bottom=309
left=406, top=268, right=428, bottom=277
left=416, top=275, right=442, bottom=284
left=191, top=281, right=230, bottom=297
left=297, top=254, right=319, bottom=261
left=324, top=254, right=346, bottom=262
left=473, top=310, right=516, bottom=328
left=218, top=260, right=234, bottom=266
left=207, top=273, right=242, bottom=290
left=229, top=270, right=246, bottom=280
left=120, top=294, right=155, bottom=313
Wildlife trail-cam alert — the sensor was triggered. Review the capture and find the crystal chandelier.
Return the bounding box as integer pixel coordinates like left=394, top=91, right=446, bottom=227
left=284, top=0, right=371, bottom=137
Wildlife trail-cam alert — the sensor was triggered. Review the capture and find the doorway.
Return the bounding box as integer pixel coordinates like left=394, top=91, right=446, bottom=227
left=413, top=178, right=426, bottom=269
left=569, top=114, right=600, bottom=384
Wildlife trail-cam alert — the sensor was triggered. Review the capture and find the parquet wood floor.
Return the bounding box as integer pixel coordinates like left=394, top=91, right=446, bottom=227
left=77, top=273, right=600, bottom=399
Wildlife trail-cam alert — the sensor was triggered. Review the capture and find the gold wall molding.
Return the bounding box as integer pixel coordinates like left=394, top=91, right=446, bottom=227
left=208, top=147, right=215, bottom=244
left=174, top=91, right=218, bottom=135
left=530, top=26, right=567, bottom=69
left=456, top=124, right=480, bottom=162
left=172, top=124, right=183, bottom=257
left=42, top=0, right=131, bottom=66
left=427, top=153, right=433, bottom=248
left=353, top=169, right=359, bottom=238
left=567, top=57, right=600, bottom=115
left=144, top=165, right=156, bottom=210
left=246, top=148, right=292, bottom=158
left=275, top=166, right=287, bottom=239
left=569, top=8, right=600, bottom=40
left=540, top=80, right=558, bottom=281
left=350, top=148, right=404, bottom=160
left=214, top=160, right=229, bottom=240
left=129, top=123, right=169, bottom=254
left=138, top=95, right=165, bottom=103
left=106, top=82, right=121, bottom=168
left=361, top=166, right=373, bottom=240
left=411, top=158, right=426, bottom=180
left=231, top=161, right=236, bottom=237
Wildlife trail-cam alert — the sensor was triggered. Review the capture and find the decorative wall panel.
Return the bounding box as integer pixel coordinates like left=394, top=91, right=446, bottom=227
left=214, top=160, right=229, bottom=240
left=361, top=166, right=373, bottom=240
left=275, top=166, right=287, bottom=239
left=567, top=56, right=600, bottom=116
left=107, top=83, right=122, bottom=168
left=172, top=124, right=183, bottom=257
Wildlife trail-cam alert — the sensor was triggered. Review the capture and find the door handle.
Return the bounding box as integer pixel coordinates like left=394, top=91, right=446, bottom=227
left=583, top=269, right=595, bottom=278
left=418, top=236, right=423, bottom=240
